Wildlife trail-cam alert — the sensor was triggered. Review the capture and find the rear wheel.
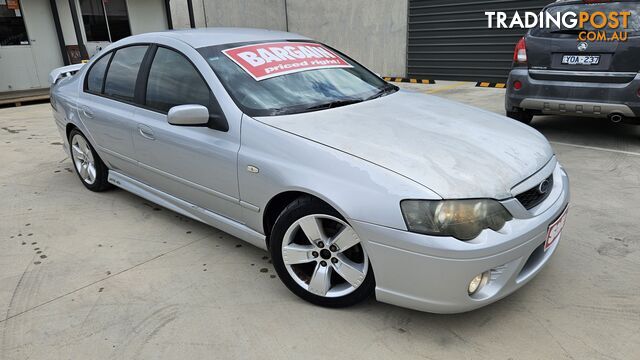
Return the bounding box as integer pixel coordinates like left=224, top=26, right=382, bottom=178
left=69, top=129, right=111, bottom=192
left=270, top=196, right=375, bottom=308
left=507, top=109, right=534, bottom=124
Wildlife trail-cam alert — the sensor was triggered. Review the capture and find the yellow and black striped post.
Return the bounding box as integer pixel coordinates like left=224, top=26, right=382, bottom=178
left=383, top=77, right=436, bottom=85
left=476, top=82, right=507, bottom=89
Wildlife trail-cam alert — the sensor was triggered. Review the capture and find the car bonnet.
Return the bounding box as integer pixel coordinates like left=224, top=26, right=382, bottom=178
left=254, top=90, right=554, bottom=199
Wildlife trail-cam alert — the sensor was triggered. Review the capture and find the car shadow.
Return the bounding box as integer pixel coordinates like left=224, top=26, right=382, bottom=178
left=529, top=115, right=640, bottom=151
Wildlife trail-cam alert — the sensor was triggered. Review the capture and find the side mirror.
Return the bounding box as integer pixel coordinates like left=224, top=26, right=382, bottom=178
left=167, top=105, right=209, bottom=126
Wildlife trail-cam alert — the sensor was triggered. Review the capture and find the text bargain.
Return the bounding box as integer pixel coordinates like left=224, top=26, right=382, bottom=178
left=222, top=42, right=353, bottom=81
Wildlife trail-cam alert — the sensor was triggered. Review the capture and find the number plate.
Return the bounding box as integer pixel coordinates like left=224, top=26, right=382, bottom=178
left=545, top=207, right=568, bottom=251
left=562, top=55, right=600, bottom=65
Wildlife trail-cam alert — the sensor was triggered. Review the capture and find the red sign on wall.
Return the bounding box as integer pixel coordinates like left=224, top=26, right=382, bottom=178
left=6, top=0, right=20, bottom=10
left=222, top=42, right=353, bottom=81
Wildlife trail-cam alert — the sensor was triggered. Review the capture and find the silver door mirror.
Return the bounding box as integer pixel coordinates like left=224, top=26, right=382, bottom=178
left=167, top=105, right=209, bottom=126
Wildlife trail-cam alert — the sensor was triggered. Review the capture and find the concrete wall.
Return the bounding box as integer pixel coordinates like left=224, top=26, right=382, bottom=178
left=170, top=0, right=407, bottom=76
left=127, top=0, right=169, bottom=35
left=287, top=0, right=407, bottom=77
left=171, top=0, right=207, bottom=28
left=170, top=0, right=285, bottom=30
left=204, top=0, right=286, bottom=30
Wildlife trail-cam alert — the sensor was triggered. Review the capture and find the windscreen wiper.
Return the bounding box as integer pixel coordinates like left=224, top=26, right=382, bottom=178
left=270, top=98, right=363, bottom=115
left=271, top=87, right=397, bottom=115
left=302, top=98, right=364, bottom=111
left=366, top=84, right=399, bottom=100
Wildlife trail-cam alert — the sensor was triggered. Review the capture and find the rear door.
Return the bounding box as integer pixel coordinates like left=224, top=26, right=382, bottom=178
left=76, top=45, right=149, bottom=177
left=527, top=1, right=640, bottom=79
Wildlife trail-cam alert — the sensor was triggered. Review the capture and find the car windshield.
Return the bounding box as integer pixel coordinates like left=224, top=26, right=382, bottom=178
left=198, top=41, right=396, bottom=116
left=530, top=1, right=640, bottom=37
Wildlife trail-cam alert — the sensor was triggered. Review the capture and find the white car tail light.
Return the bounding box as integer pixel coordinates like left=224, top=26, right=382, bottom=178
left=513, top=37, right=527, bottom=64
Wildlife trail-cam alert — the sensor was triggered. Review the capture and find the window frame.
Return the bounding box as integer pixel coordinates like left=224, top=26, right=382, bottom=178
left=138, top=45, right=208, bottom=115
left=80, top=0, right=132, bottom=43
left=83, top=43, right=150, bottom=107
left=82, top=43, right=228, bottom=132
left=0, top=1, right=30, bottom=46
left=83, top=49, right=113, bottom=95
left=103, top=44, right=151, bottom=103
left=196, top=40, right=390, bottom=117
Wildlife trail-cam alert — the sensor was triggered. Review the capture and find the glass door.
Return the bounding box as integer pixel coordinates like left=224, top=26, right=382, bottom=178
left=80, top=0, right=131, bottom=57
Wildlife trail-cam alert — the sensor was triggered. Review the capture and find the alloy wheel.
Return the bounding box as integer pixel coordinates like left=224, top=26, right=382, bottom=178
left=71, top=135, right=97, bottom=185
left=281, top=214, right=369, bottom=298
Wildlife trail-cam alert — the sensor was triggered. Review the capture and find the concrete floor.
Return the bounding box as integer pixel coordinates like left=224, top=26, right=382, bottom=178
left=1, top=83, right=639, bottom=359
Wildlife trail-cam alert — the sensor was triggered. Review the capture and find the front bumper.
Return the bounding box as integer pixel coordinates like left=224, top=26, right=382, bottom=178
left=351, top=163, right=570, bottom=314
left=506, top=67, right=640, bottom=118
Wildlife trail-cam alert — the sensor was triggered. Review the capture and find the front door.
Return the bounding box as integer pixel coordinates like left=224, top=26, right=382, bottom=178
left=0, top=1, right=63, bottom=92
left=132, top=46, right=242, bottom=220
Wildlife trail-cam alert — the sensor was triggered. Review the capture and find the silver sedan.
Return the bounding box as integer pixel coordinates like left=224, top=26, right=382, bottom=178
left=49, top=28, right=570, bottom=313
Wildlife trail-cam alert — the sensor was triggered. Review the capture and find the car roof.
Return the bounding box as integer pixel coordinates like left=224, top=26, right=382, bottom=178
left=130, top=27, right=311, bottom=49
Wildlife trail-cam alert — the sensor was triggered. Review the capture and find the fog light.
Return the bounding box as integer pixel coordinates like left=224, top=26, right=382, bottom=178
left=468, top=272, right=490, bottom=295
left=513, top=80, right=522, bottom=90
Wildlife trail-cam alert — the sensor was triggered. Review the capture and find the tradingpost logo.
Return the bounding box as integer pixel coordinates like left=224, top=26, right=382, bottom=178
left=485, top=9, right=631, bottom=42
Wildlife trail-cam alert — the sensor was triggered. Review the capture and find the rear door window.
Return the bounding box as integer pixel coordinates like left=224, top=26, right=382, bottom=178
left=144, top=47, right=211, bottom=113
left=103, top=45, right=148, bottom=101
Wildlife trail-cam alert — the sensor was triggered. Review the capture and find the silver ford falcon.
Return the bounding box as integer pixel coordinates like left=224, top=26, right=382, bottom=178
left=49, top=28, right=570, bottom=313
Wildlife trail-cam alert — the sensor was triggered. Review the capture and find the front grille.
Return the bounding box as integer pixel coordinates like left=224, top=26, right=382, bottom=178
left=516, top=174, right=554, bottom=210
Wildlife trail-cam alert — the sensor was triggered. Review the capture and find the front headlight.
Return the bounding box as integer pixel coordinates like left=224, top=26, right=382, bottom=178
left=400, top=199, right=513, bottom=241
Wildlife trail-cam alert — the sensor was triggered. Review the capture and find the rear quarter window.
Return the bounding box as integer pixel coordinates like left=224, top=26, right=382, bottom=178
left=85, top=53, right=112, bottom=93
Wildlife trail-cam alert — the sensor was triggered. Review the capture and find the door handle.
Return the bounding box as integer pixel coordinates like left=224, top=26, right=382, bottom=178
left=137, top=125, right=155, bottom=140
left=81, top=107, right=94, bottom=118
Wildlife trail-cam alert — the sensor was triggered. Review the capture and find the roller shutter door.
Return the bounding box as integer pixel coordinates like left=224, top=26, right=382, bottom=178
left=407, top=0, right=550, bottom=83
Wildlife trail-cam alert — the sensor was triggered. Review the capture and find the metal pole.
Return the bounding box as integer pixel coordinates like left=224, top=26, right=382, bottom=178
left=101, top=0, right=112, bottom=42
left=284, top=0, right=289, bottom=32
left=68, top=0, right=89, bottom=60
left=50, top=0, right=70, bottom=65
left=164, top=0, right=173, bottom=30
left=187, top=0, right=195, bottom=28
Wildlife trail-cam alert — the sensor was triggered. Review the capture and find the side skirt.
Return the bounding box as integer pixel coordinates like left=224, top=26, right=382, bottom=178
left=108, top=170, right=267, bottom=250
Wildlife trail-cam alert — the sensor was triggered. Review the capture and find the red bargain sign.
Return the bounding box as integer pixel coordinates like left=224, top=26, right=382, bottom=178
left=222, top=42, right=353, bottom=81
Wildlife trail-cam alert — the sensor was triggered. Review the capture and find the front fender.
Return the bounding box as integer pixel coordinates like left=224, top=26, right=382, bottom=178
left=238, top=115, right=441, bottom=235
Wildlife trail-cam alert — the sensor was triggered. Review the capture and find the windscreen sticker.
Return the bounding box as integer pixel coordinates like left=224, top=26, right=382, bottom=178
left=222, top=42, right=353, bottom=81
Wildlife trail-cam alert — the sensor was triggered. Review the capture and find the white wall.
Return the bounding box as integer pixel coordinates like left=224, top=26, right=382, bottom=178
left=54, top=0, right=78, bottom=46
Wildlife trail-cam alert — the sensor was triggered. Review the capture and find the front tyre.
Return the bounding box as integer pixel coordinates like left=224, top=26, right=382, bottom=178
left=270, top=196, right=375, bottom=308
left=68, top=129, right=111, bottom=192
